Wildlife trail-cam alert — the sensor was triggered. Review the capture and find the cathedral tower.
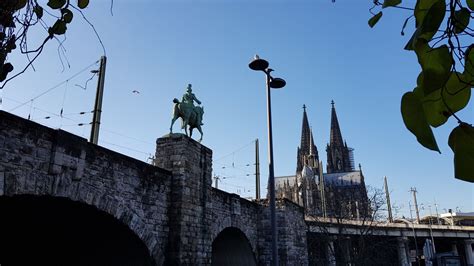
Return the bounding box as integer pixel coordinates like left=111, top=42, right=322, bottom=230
left=326, top=101, right=353, bottom=173
left=296, top=105, right=320, bottom=175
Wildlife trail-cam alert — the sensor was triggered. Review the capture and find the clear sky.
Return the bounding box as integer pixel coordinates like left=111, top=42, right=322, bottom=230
left=2, top=0, right=472, bottom=218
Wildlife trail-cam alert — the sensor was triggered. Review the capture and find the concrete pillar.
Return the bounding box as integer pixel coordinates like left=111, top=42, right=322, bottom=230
left=269, top=200, right=308, bottom=266
left=465, top=239, right=474, bottom=266
left=342, top=237, right=352, bottom=266
left=397, top=237, right=410, bottom=266
left=327, top=239, right=336, bottom=266
left=452, top=242, right=459, bottom=256
left=154, top=134, right=213, bottom=265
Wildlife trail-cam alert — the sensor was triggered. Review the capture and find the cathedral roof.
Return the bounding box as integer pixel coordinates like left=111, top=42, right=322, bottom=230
left=324, top=171, right=363, bottom=186
left=276, top=170, right=363, bottom=188
left=275, top=175, right=297, bottom=188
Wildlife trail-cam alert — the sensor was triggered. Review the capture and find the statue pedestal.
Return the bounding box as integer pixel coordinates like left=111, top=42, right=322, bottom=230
left=154, top=134, right=213, bottom=264
left=161, top=132, right=186, bottom=139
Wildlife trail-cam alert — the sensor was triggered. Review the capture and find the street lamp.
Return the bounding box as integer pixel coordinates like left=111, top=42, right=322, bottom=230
left=248, top=55, right=286, bottom=266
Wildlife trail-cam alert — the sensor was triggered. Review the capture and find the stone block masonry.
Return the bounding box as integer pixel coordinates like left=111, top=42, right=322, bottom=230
left=0, top=111, right=172, bottom=264
left=155, top=134, right=213, bottom=265
left=0, top=111, right=310, bottom=265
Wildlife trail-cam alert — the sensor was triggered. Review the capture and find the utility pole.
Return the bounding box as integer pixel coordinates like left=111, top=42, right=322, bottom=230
left=409, top=201, right=421, bottom=266
left=410, top=187, right=420, bottom=224
left=255, top=138, right=260, bottom=200
left=384, top=176, right=393, bottom=223
left=427, top=204, right=437, bottom=254
left=90, top=56, right=107, bottom=144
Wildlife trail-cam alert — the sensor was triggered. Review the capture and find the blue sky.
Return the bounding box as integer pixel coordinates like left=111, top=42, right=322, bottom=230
left=2, top=0, right=472, bottom=218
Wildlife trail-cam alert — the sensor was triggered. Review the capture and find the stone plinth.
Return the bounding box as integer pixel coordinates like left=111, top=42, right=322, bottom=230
left=155, top=134, right=213, bottom=265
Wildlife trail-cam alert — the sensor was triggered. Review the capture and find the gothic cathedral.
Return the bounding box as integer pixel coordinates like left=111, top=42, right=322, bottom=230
left=276, top=102, right=370, bottom=219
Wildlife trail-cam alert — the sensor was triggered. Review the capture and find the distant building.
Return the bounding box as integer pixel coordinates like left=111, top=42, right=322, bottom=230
left=276, top=102, right=369, bottom=219
left=437, top=212, right=474, bottom=226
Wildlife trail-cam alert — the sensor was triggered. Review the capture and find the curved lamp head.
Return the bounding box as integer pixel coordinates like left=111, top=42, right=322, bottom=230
left=249, top=55, right=269, bottom=71
left=270, top=77, right=286, bottom=89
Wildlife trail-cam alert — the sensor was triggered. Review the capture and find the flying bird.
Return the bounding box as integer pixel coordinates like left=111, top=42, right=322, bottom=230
left=132, top=90, right=140, bottom=94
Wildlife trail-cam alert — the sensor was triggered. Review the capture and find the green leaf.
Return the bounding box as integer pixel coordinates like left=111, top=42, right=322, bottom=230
left=448, top=123, right=474, bottom=182
left=413, top=86, right=424, bottom=99
left=77, top=0, right=89, bottom=9
left=14, top=0, right=28, bottom=10
left=50, top=20, right=67, bottom=35
left=418, top=1, right=445, bottom=42
left=34, top=5, right=44, bottom=19
left=383, top=0, right=401, bottom=8
left=404, top=28, right=420, bottom=51
left=463, top=45, right=474, bottom=82
left=416, top=72, right=424, bottom=88
left=453, top=8, right=470, bottom=33
left=415, top=43, right=452, bottom=95
left=47, top=0, right=66, bottom=9
left=61, top=8, right=73, bottom=23
left=401, top=91, right=440, bottom=152
left=405, top=1, right=445, bottom=50
left=422, top=72, right=471, bottom=127
left=414, top=0, right=440, bottom=27
left=368, top=12, right=383, bottom=28
left=468, top=0, right=474, bottom=11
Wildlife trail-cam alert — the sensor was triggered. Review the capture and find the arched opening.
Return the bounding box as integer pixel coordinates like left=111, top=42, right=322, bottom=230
left=0, top=195, right=155, bottom=265
left=211, top=227, right=256, bottom=266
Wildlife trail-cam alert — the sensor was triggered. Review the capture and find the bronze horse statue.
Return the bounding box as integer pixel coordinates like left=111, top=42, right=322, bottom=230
left=170, top=98, right=204, bottom=142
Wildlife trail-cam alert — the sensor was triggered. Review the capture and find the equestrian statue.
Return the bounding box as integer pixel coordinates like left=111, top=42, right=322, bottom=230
left=170, top=84, right=204, bottom=142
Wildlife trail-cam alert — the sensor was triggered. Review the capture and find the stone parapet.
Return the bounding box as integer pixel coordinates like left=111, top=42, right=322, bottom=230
left=257, top=198, right=308, bottom=265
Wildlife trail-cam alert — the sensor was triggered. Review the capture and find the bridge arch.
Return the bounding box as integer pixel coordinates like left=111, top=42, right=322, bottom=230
left=211, top=227, right=257, bottom=266
left=0, top=194, right=157, bottom=265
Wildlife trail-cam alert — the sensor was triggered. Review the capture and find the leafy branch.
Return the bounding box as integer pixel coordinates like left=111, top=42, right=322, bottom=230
left=0, top=0, right=91, bottom=89
left=368, top=0, right=474, bottom=182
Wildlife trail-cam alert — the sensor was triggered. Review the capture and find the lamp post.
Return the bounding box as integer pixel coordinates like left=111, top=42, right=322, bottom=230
left=248, top=55, right=286, bottom=266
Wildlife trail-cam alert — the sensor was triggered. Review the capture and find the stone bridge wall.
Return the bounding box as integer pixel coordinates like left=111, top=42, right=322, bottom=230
left=0, top=111, right=309, bottom=265
left=0, top=111, right=171, bottom=264
left=257, top=199, right=309, bottom=265
left=210, top=188, right=260, bottom=253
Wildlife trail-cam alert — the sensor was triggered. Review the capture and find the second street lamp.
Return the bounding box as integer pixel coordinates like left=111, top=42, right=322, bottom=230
left=248, top=55, right=286, bottom=266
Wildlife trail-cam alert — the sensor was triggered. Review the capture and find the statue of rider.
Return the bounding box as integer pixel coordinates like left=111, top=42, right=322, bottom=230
left=181, top=84, right=203, bottom=125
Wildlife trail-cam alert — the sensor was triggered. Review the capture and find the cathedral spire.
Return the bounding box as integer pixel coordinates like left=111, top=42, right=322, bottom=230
left=330, top=100, right=344, bottom=148
left=327, top=100, right=352, bottom=173
left=297, top=105, right=319, bottom=173
left=300, top=104, right=311, bottom=153
left=297, top=105, right=310, bottom=172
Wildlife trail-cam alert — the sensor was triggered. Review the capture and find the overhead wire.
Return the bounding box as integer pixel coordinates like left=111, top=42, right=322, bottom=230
left=214, top=140, right=255, bottom=162
left=100, top=139, right=152, bottom=157
left=4, top=95, right=90, bottom=125
left=101, top=127, right=154, bottom=145
left=3, top=75, right=156, bottom=163
left=59, top=80, right=69, bottom=128
left=212, top=139, right=261, bottom=196
left=8, top=60, right=99, bottom=112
